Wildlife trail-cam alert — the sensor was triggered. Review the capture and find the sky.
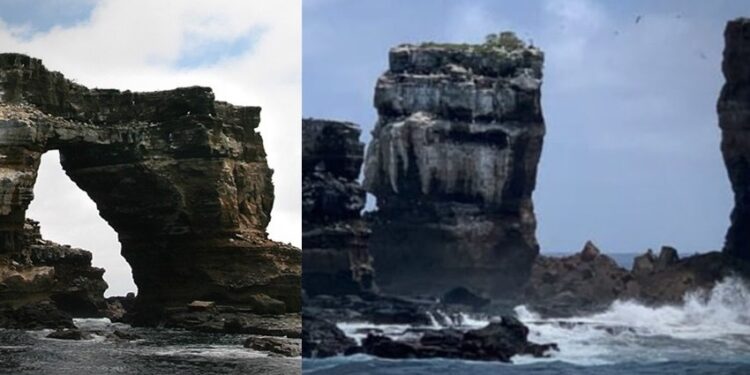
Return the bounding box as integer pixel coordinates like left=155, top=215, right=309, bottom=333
left=304, top=0, right=748, bottom=256
left=0, top=0, right=301, bottom=296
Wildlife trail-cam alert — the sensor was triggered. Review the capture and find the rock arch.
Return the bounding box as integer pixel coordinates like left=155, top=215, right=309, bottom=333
left=0, top=54, right=300, bottom=322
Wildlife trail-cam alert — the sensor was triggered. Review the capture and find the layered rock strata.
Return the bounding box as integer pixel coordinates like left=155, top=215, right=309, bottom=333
left=0, top=219, right=107, bottom=328
left=719, top=18, right=750, bottom=260
left=363, top=33, right=545, bottom=297
left=302, top=119, right=375, bottom=296
left=0, top=53, right=300, bottom=325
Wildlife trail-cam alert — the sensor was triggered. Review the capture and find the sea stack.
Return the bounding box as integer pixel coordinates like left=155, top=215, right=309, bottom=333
left=0, top=53, right=300, bottom=325
left=719, top=18, right=750, bottom=260
left=363, top=33, right=546, bottom=297
left=302, top=119, right=374, bottom=296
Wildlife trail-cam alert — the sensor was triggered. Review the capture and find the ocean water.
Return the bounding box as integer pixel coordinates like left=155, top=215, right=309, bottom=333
left=303, top=274, right=750, bottom=374
left=0, top=319, right=299, bottom=375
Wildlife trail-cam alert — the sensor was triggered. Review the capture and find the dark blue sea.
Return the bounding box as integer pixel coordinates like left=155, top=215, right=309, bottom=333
left=303, top=252, right=750, bottom=374
left=0, top=319, right=299, bottom=375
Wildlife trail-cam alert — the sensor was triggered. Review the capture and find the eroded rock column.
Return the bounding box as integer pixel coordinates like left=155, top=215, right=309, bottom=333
left=302, top=119, right=374, bottom=296
left=720, top=18, right=750, bottom=260
left=363, top=33, right=545, bottom=297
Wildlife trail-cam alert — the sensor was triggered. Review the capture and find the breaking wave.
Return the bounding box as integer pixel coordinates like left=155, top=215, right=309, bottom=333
left=514, top=276, right=750, bottom=365
left=334, top=276, right=750, bottom=367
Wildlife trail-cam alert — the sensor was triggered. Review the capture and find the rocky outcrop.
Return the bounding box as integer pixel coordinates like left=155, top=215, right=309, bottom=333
left=719, top=18, right=750, bottom=260
left=628, top=250, right=748, bottom=304
left=302, top=119, right=374, bottom=296
left=524, top=242, right=637, bottom=316
left=524, top=241, right=750, bottom=316
left=363, top=33, right=545, bottom=297
left=0, top=219, right=107, bottom=328
left=0, top=53, right=300, bottom=327
left=243, top=336, right=302, bottom=357
left=302, top=313, right=357, bottom=358
left=361, top=316, right=557, bottom=362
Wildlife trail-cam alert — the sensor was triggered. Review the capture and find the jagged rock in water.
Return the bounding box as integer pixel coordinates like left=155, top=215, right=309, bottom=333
left=244, top=336, right=302, bottom=357
left=526, top=243, right=750, bottom=317
left=0, top=54, right=300, bottom=327
left=302, top=313, right=357, bottom=358
left=360, top=316, right=558, bottom=362
left=0, top=219, right=107, bottom=328
left=524, top=241, right=637, bottom=316
left=626, top=250, right=749, bottom=304
left=302, top=119, right=375, bottom=296
left=719, top=18, right=750, bottom=260
left=363, top=33, right=545, bottom=297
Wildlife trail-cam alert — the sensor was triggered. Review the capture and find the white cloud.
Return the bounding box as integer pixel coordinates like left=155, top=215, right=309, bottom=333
left=9, top=0, right=301, bottom=296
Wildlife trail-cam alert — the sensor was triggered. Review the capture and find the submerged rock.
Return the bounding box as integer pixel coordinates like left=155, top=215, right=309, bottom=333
left=243, top=336, right=301, bottom=357
left=719, top=18, right=750, bottom=260
left=0, top=53, right=300, bottom=331
left=364, top=33, right=546, bottom=298
left=111, top=330, right=142, bottom=341
left=302, top=119, right=375, bottom=296
left=46, top=329, right=92, bottom=340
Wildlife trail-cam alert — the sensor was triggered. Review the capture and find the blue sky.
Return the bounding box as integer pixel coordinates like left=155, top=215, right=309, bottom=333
left=0, top=0, right=95, bottom=33
left=303, top=0, right=748, bottom=255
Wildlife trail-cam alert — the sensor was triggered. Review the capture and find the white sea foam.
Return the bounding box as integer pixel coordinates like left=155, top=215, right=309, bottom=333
left=515, top=276, right=750, bottom=365
left=152, top=345, right=269, bottom=359
left=336, top=277, right=750, bottom=366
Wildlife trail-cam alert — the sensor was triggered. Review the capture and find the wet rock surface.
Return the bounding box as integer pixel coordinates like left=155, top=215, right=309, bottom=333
left=361, top=317, right=557, bottom=362
left=244, top=336, right=301, bottom=357
left=363, top=33, right=546, bottom=298
left=302, top=119, right=375, bottom=296
left=719, top=18, right=750, bottom=260
left=302, top=313, right=357, bottom=358
left=164, top=306, right=301, bottom=338
left=0, top=53, right=300, bottom=333
left=46, top=328, right=92, bottom=340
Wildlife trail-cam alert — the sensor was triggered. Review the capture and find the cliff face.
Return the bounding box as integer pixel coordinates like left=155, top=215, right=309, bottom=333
left=720, top=18, right=750, bottom=260
left=0, top=219, right=107, bottom=326
left=0, top=54, right=300, bottom=322
left=363, top=33, right=545, bottom=297
left=302, top=119, right=374, bottom=296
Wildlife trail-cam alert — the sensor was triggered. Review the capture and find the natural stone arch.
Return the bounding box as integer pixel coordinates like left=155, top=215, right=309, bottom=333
left=0, top=54, right=300, bottom=323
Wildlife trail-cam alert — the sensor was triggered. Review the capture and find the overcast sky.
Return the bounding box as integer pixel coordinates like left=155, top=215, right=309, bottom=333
left=304, top=0, right=747, bottom=256
left=0, top=0, right=301, bottom=296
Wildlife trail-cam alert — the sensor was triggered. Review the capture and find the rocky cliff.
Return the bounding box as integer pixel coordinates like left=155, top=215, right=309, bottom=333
left=0, top=219, right=107, bottom=328
left=0, top=53, right=300, bottom=325
left=302, top=119, right=374, bottom=295
left=363, top=33, right=545, bottom=297
left=719, top=18, right=750, bottom=260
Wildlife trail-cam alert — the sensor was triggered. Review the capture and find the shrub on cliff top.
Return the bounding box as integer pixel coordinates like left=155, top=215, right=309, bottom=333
left=485, top=31, right=525, bottom=50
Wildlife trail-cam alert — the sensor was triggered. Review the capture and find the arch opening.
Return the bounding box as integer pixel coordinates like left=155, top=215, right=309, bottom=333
left=26, top=151, right=136, bottom=297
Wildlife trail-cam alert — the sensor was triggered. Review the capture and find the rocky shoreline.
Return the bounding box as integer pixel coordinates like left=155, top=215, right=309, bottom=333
left=301, top=19, right=750, bottom=364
